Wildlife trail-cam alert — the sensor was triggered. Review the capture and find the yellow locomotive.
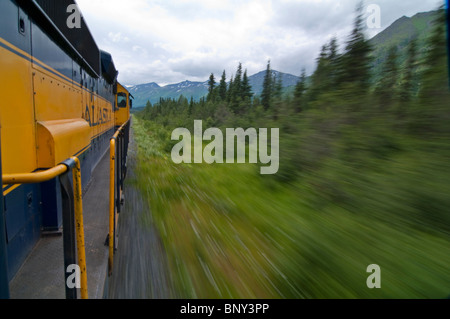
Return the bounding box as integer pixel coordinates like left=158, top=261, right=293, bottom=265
left=0, top=0, right=131, bottom=298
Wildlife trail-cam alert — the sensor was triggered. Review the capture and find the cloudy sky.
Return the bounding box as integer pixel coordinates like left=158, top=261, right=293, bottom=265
left=76, top=0, right=443, bottom=86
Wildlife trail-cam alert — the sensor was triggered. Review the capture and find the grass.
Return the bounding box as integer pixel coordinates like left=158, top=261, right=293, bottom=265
left=131, top=114, right=450, bottom=299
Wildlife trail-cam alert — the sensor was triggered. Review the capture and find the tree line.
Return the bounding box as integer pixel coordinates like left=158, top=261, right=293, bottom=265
left=138, top=4, right=450, bottom=235
left=142, top=5, right=448, bottom=133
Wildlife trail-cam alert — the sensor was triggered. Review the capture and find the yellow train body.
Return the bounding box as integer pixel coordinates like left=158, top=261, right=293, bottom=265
left=0, top=37, right=37, bottom=177
left=0, top=1, right=132, bottom=296
left=0, top=39, right=118, bottom=180
left=115, top=82, right=132, bottom=128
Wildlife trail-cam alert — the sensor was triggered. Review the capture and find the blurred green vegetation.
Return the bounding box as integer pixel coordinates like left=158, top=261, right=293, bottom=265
left=132, top=8, right=450, bottom=298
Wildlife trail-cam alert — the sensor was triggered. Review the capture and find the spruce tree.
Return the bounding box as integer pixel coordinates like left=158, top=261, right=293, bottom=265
left=294, top=69, right=307, bottom=112
left=229, top=63, right=243, bottom=113
left=207, top=73, right=216, bottom=101
left=234, top=63, right=243, bottom=98
left=274, top=74, right=283, bottom=100
left=189, top=96, right=194, bottom=115
left=375, top=46, right=399, bottom=108
left=419, top=7, right=449, bottom=103
left=328, top=37, right=339, bottom=62
left=399, top=38, right=418, bottom=103
left=339, top=2, right=373, bottom=97
left=227, top=76, right=234, bottom=103
left=219, top=70, right=227, bottom=101
left=327, top=37, right=340, bottom=90
left=309, top=44, right=329, bottom=102
left=241, top=69, right=253, bottom=101
left=261, top=60, right=273, bottom=111
left=416, top=7, right=450, bottom=133
left=272, top=74, right=283, bottom=120
left=308, top=37, right=340, bottom=104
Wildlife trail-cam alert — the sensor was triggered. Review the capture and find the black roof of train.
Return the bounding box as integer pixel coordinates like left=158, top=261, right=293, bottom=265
left=19, top=0, right=117, bottom=83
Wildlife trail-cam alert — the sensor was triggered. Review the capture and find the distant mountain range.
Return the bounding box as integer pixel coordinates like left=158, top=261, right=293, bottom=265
left=128, top=81, right=207, bottom=107
left=130, top=9, right=438, bottom=108
left=129, top=70, right=300, bottom=107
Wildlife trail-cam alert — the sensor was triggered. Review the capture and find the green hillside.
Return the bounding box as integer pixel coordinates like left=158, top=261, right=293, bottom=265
left=369, top=10, right=438, bottom=84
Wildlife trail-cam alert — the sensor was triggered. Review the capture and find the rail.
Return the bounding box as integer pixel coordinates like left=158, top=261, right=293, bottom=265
left=108, top=119, right=130, bottom=275
left=2, top=157, right=88, bottom=299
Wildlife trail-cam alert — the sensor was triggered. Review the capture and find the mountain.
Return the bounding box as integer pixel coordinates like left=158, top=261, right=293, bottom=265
left=128, top=81, right=208, bottom=108
left=130, top=70, right=300, bottom=107
left=369, top=10, right=438, bottom=83
left=127, top=82, right=160, bottom=107
left=131, top=9, right=439, bottom=108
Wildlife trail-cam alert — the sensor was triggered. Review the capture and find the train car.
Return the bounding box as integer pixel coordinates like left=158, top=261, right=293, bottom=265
left=0, top=0, right=131, bottom=298
left=115, top=82, right=133, bottom=129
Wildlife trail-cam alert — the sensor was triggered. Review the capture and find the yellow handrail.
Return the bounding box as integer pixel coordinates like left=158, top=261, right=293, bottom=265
left=108, top=137, right=115, bottom=275
left=108, top=119, right=129, bottom=275
left=2, top=165, right=67, bottom=185
left=2, top=157, right=88, bottom=299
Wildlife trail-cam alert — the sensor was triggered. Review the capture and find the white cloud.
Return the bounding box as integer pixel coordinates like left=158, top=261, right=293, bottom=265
left=108, top=32, right=130, bottom=43
left=76, top=0, right=442, bottom=86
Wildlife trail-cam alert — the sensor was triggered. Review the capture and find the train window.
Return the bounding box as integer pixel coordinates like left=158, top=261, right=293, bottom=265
left=117, top=93, right=127, bottom=108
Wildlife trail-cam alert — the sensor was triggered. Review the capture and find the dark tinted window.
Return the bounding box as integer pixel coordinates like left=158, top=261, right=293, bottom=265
left=117, top=93, right=127, bottom=108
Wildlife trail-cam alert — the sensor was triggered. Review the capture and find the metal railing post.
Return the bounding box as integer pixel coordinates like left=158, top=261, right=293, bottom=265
left=3, top=157, right=89, bottom=299
left=116, top=133, right=121, bottom=214
left=71, top=157, right=88, bottom=299
left=0, top=131, right=10, bottom=299
left=108, top=119, right=130, bottom=276
left=59, top=172, right=77, bottom=299
left=108, top=137, right=115, bottom=276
